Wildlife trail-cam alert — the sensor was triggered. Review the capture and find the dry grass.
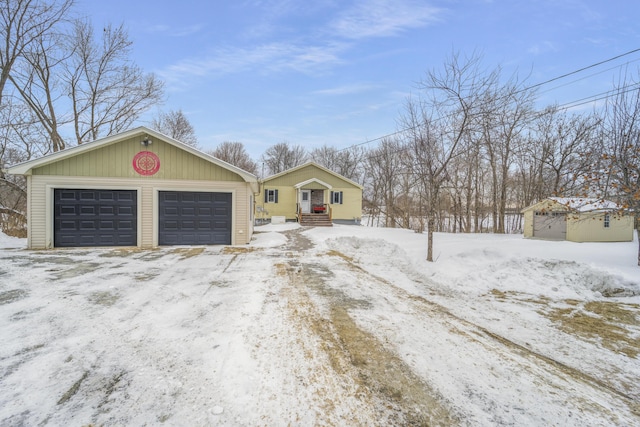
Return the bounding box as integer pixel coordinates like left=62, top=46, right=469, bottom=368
left=221, top=246, right=258, bottom=254
left=548, top=302, right=640, bottom=358
left=324, top=250, right=355, bottom=263
left=169, top=247, right=205, bottom=259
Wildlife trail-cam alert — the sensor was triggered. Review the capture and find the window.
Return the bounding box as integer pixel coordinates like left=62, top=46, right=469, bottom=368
left=264, top=189, right=278, bottom=203
left=604, top=214, right=610, bottom=228
left=330, top=191, right=343, bottom=205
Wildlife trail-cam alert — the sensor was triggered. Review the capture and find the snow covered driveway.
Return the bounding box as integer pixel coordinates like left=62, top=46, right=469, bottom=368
left=0, top=226, right=639, bottom=426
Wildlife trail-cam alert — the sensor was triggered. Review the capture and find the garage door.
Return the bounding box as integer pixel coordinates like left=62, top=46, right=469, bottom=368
left=158, top=191, right=232, bottom=245
left=54, top=189, right=137, bottom=247
left=533, top=212, right=567, bottom=239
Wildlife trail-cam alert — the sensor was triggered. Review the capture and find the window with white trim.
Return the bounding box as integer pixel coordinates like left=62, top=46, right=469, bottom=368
left=264, top=189, right=278, bottom=203
left=604, top=213, right=610, bottom=228
left=330, top=191, right=343, bottom=205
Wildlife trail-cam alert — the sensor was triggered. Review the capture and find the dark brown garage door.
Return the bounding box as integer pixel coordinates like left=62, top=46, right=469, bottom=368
left=54, top=189, right=137, bottom=247
left=158, top=191, right=232, bottom=245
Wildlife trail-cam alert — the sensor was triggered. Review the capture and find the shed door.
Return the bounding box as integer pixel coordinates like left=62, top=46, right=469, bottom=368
left=533, top=212, right=567, bottom=239
left=158, top=191, right=232, bottom=245
left=54, top=189, right=137, bottom=247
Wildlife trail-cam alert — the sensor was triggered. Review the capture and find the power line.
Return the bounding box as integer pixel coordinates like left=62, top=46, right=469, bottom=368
left=527, top=47, right=640, bottom=91
left=340, top=47, right=640, bottom=152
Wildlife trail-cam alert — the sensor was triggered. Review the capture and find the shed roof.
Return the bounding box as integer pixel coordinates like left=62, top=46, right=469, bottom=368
left=549, top=197, right=622, bottom=212
left=522, top=197, right=624, bottom=214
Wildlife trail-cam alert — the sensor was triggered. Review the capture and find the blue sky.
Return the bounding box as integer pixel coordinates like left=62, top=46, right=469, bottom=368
left=77, top=0, right=640, bottom=158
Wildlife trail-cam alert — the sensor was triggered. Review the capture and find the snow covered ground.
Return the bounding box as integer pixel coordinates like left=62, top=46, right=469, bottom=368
left=0, top=225, right=638, bottom=426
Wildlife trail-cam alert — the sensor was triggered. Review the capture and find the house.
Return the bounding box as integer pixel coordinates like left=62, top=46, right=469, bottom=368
left=6, top=127, right=258, bottom=249
left=258, top=162, right=363, bottom=226
left=521, top=197, right=634, bottom=242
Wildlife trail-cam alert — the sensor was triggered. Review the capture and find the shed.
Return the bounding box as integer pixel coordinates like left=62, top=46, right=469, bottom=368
left=521, top=197, right=634, bottom=242
left=6, top=127, right=258, bottom=249
left=258, top=162, right=363, bottom=225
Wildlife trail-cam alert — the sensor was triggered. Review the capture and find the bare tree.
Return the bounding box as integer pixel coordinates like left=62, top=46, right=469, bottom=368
left=479, top=75, right=536, bottom=233
left=261, top=141, right=307, bottom=175
left=531, top=106, right=599, bottom=196
left=208, top=141, right=258, bottom=175
left=310, top=144, right=365, bottom=183
left=0, top=0, right=72, bottom=104
left=402, top=53, right=494, bottom=261
left=8, top=24, right=69, bottom=151
left=594, top=79, right=640, bottom=265
left=66, top=20, right=164, bottom=144
left=365, top=138, right=405, bottom=228
left=152, top=109, right=198, bottom=147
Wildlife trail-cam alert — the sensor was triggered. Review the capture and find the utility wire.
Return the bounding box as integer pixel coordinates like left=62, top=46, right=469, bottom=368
left=339, top=47, right=640, bottom=152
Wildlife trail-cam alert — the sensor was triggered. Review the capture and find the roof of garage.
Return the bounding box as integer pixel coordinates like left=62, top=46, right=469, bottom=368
left=521, top=197, right=625, bottom=214
left=6, top=126, right=259, bottom=192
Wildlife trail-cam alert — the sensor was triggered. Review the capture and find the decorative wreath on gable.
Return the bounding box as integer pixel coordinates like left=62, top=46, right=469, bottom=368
left=132, top=151, right=160, bottom=176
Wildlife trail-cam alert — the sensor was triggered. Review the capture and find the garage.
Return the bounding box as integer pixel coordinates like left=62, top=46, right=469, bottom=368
left=533, top=211, right=566, bottom=239
left=158, top=191, right=231, bottom=245
left=7, top=127, right=258, bottom=249
left=522, top=197, right=633, bottom=242
left=54, top=189, right=137, bottom=247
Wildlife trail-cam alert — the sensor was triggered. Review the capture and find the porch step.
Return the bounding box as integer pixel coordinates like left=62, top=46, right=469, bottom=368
left=299, top=213, right=333, bottom=227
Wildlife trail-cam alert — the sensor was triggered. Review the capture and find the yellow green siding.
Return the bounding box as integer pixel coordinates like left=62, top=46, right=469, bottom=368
left=262, top=186, right=298, bottom=219
left=566, top=212, right=634, bottom=242
left=32, top=137, right=243, bottom=182
left=27, top=175, right=253, bottom=249
left=259, top=164, right=363, bottom=221
left=522, top=199, right=634, bottom=242
left=522, top=210, right=534, bottom=238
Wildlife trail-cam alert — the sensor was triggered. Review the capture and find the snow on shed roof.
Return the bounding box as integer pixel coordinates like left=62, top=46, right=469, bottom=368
left=549, top=197, right=622, bottom=212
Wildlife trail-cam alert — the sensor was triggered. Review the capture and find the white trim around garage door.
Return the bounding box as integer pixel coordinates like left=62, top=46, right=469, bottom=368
left=152, top=187, right=237, bottom=247
left=45, top=183, right=143, bottom=249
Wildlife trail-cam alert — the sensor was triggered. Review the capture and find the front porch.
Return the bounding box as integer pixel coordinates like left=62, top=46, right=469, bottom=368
left=295, top=179, right=333, bottom=227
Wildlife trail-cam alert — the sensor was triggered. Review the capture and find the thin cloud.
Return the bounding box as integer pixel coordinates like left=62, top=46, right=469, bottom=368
left=158, top=42, right=346, bottom=83
left=142, top=23, right=204, bottom=37
left=528, top=41, right=559, bottom=55
left=312, top=83, right=380, bottom=96
left=330, top=0, right=442, bottom=40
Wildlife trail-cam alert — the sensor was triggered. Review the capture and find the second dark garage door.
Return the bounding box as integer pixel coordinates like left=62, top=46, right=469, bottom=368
left=158, top=191, right=232, bottom=245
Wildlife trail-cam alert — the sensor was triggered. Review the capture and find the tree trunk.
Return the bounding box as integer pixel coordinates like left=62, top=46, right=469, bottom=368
left=637, top=227, right=639, bottom=267
left=427, top=215, right=434, bottom=262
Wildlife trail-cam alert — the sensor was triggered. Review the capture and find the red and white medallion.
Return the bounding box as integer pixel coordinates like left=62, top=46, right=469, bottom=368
left=132, top=151, right=160, bottom=176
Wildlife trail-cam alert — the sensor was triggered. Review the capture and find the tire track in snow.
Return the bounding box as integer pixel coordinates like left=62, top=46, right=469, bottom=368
left=280, top=229, right=459, bottom=426
left=322, top=249, right=640, bottom=422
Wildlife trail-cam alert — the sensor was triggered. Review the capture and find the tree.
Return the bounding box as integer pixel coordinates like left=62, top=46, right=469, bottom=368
left=595, top=79, right=640, bottom=265
left=0, top=0, right=72, bottom=104
left=8, top=19, right=69, bottom=151
left=310, top=144, right=365, bottom=184
left=66, top=21, right=164, bottom=145
left=364, top=138, right=405, bottom=228
left=151, top=109, right=198, bottom=147
left=479, top=76, right=536, bottom=233
left=261, top=142, right=307, bottom=175
left=531, top=106, right=599, bottom=196
left=402, top=53, right=494, bottom=261
left=208, top=141, right=258, bottom=175
left=6, top=18, right=164, bottom=152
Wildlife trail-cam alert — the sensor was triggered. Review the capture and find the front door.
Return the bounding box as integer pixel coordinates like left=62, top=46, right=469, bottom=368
left=301, top=190, right=311, bottom=213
